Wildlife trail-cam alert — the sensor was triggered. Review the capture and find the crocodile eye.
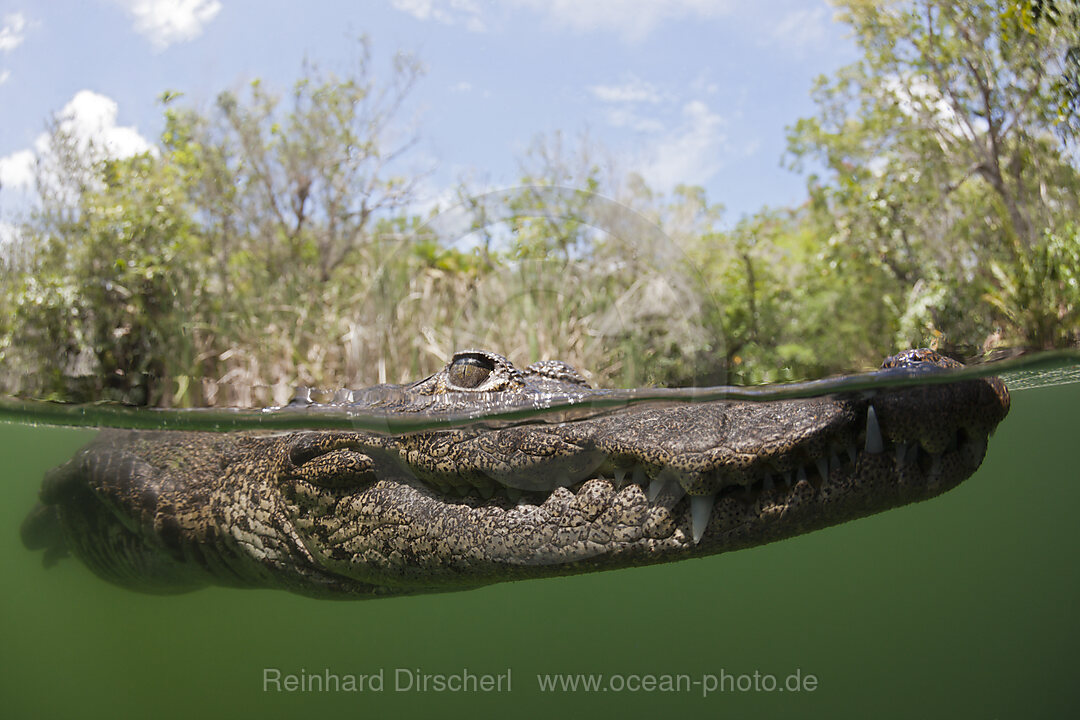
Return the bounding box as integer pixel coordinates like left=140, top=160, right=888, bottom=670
left=448, top=355, right=495, bottom=389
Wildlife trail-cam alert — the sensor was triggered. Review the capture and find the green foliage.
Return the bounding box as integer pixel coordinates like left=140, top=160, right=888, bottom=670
left=1, top=9, right=1077, bottom=407
left=3, top=150, right=208, bottom=405
left=788, top=0, right=1080, bottom=354
left=1001, top=0, right=1080, bottom=140
left=985, top=225, right=1080, bottom=348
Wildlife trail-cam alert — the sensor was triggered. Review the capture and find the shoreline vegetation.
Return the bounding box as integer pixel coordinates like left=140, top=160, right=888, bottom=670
left=1, top=1, right=1078, bottom=408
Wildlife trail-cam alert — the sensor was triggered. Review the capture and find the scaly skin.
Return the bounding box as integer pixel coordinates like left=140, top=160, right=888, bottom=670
left=21, top=349, right=1010, bottom=599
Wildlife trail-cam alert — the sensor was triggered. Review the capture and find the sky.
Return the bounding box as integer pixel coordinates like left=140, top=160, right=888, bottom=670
left=0, top=0, right=860, bottom=236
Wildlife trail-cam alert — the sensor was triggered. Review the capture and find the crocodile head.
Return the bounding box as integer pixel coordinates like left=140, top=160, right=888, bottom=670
left=22, top=349, right=1010, bottom=599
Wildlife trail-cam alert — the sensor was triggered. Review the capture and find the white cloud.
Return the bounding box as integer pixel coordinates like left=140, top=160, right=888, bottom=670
left=587, top=73, right=733, bottom=176
left=391, top=0, right=735, bottom=41
left=0, top=12, right=27, bottom=53
left=0, top=90, right=152, bottom=192
left=0, top=149, right=34, bottom=190
left=603, top=107, right=665, bottom=133
left=391, top=0, right=487, bottom=32
left=58, top=90, right=154, bottom=158
left=590, top=74, right=669, bottom=132
left=769, top=7, right=831, bottom=50
left=512, top=0, right=735, bottom=41
left=589, top=75, right=663, bottom=104
left=450, top=80, right=473, bottom=93
left=636, top=100, right=728, bottom=190
left=117, top=0, right=222, bottom=50
left=1, top=12, right=28, bottom=84
left=511, top=0, right=734, bottom=41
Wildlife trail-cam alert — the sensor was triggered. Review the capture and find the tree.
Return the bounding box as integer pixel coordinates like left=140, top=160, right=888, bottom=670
left=1002, top=0, right=1080, bottom=141
left=788, top=0, right=1080, bottom=351
left=2, top=149, right=207, bottom=405
left=1, top=41, right=433, bottom=404
left=157, top=43, right=431, bottom=392
left=163, top=40, right=424, bottom=288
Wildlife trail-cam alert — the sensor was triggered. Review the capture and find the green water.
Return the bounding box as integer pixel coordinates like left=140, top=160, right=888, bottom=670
left=1, top=382, right=1077, bottom=718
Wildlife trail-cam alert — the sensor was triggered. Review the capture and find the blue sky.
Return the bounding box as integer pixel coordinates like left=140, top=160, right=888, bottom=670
left=0, top=0, right=859, bottom=234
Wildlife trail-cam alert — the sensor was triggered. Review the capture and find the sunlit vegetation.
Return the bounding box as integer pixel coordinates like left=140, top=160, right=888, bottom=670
left=1, top=2, right=1077, bottom=406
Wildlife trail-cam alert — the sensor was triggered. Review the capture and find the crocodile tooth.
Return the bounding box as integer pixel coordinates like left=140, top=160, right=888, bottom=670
left=614, top=468, right=627, bottom=487
left=783, top=471, right=793, bottom=488
left=648, top=477, right=668, bottom=502
left=763, top=472, right=774, bottom=491
left=691, top=495, right=715, bottom=544
left=633, top=465, right=647, bottom=487
left=865, top=406, right=884, bottom=454
left=847, top=445, right=858, bottom=464
left=797, top=466, right=807, bottom=485
left=830, top=449, right=841, bottom=474
left=815, top=457, right=829, bottom=482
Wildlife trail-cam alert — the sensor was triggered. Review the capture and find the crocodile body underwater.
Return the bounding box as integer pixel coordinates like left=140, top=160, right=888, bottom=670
left=20, top=348, right=1010, bottom=599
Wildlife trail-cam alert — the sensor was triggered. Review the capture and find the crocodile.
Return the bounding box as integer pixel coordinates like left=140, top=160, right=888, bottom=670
left=20, top=348, right=1010, bottom=599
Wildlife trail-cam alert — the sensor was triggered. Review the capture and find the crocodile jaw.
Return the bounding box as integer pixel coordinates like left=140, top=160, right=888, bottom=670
left=24, top=351, right=1011, bottom=600
left=284, top=382, right=1008, bottom=596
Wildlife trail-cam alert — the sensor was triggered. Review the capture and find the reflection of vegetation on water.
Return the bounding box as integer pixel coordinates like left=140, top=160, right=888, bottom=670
left=2, top=348, right=1073, bottom=433
left=1, top=1, right=1078, bottom=407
